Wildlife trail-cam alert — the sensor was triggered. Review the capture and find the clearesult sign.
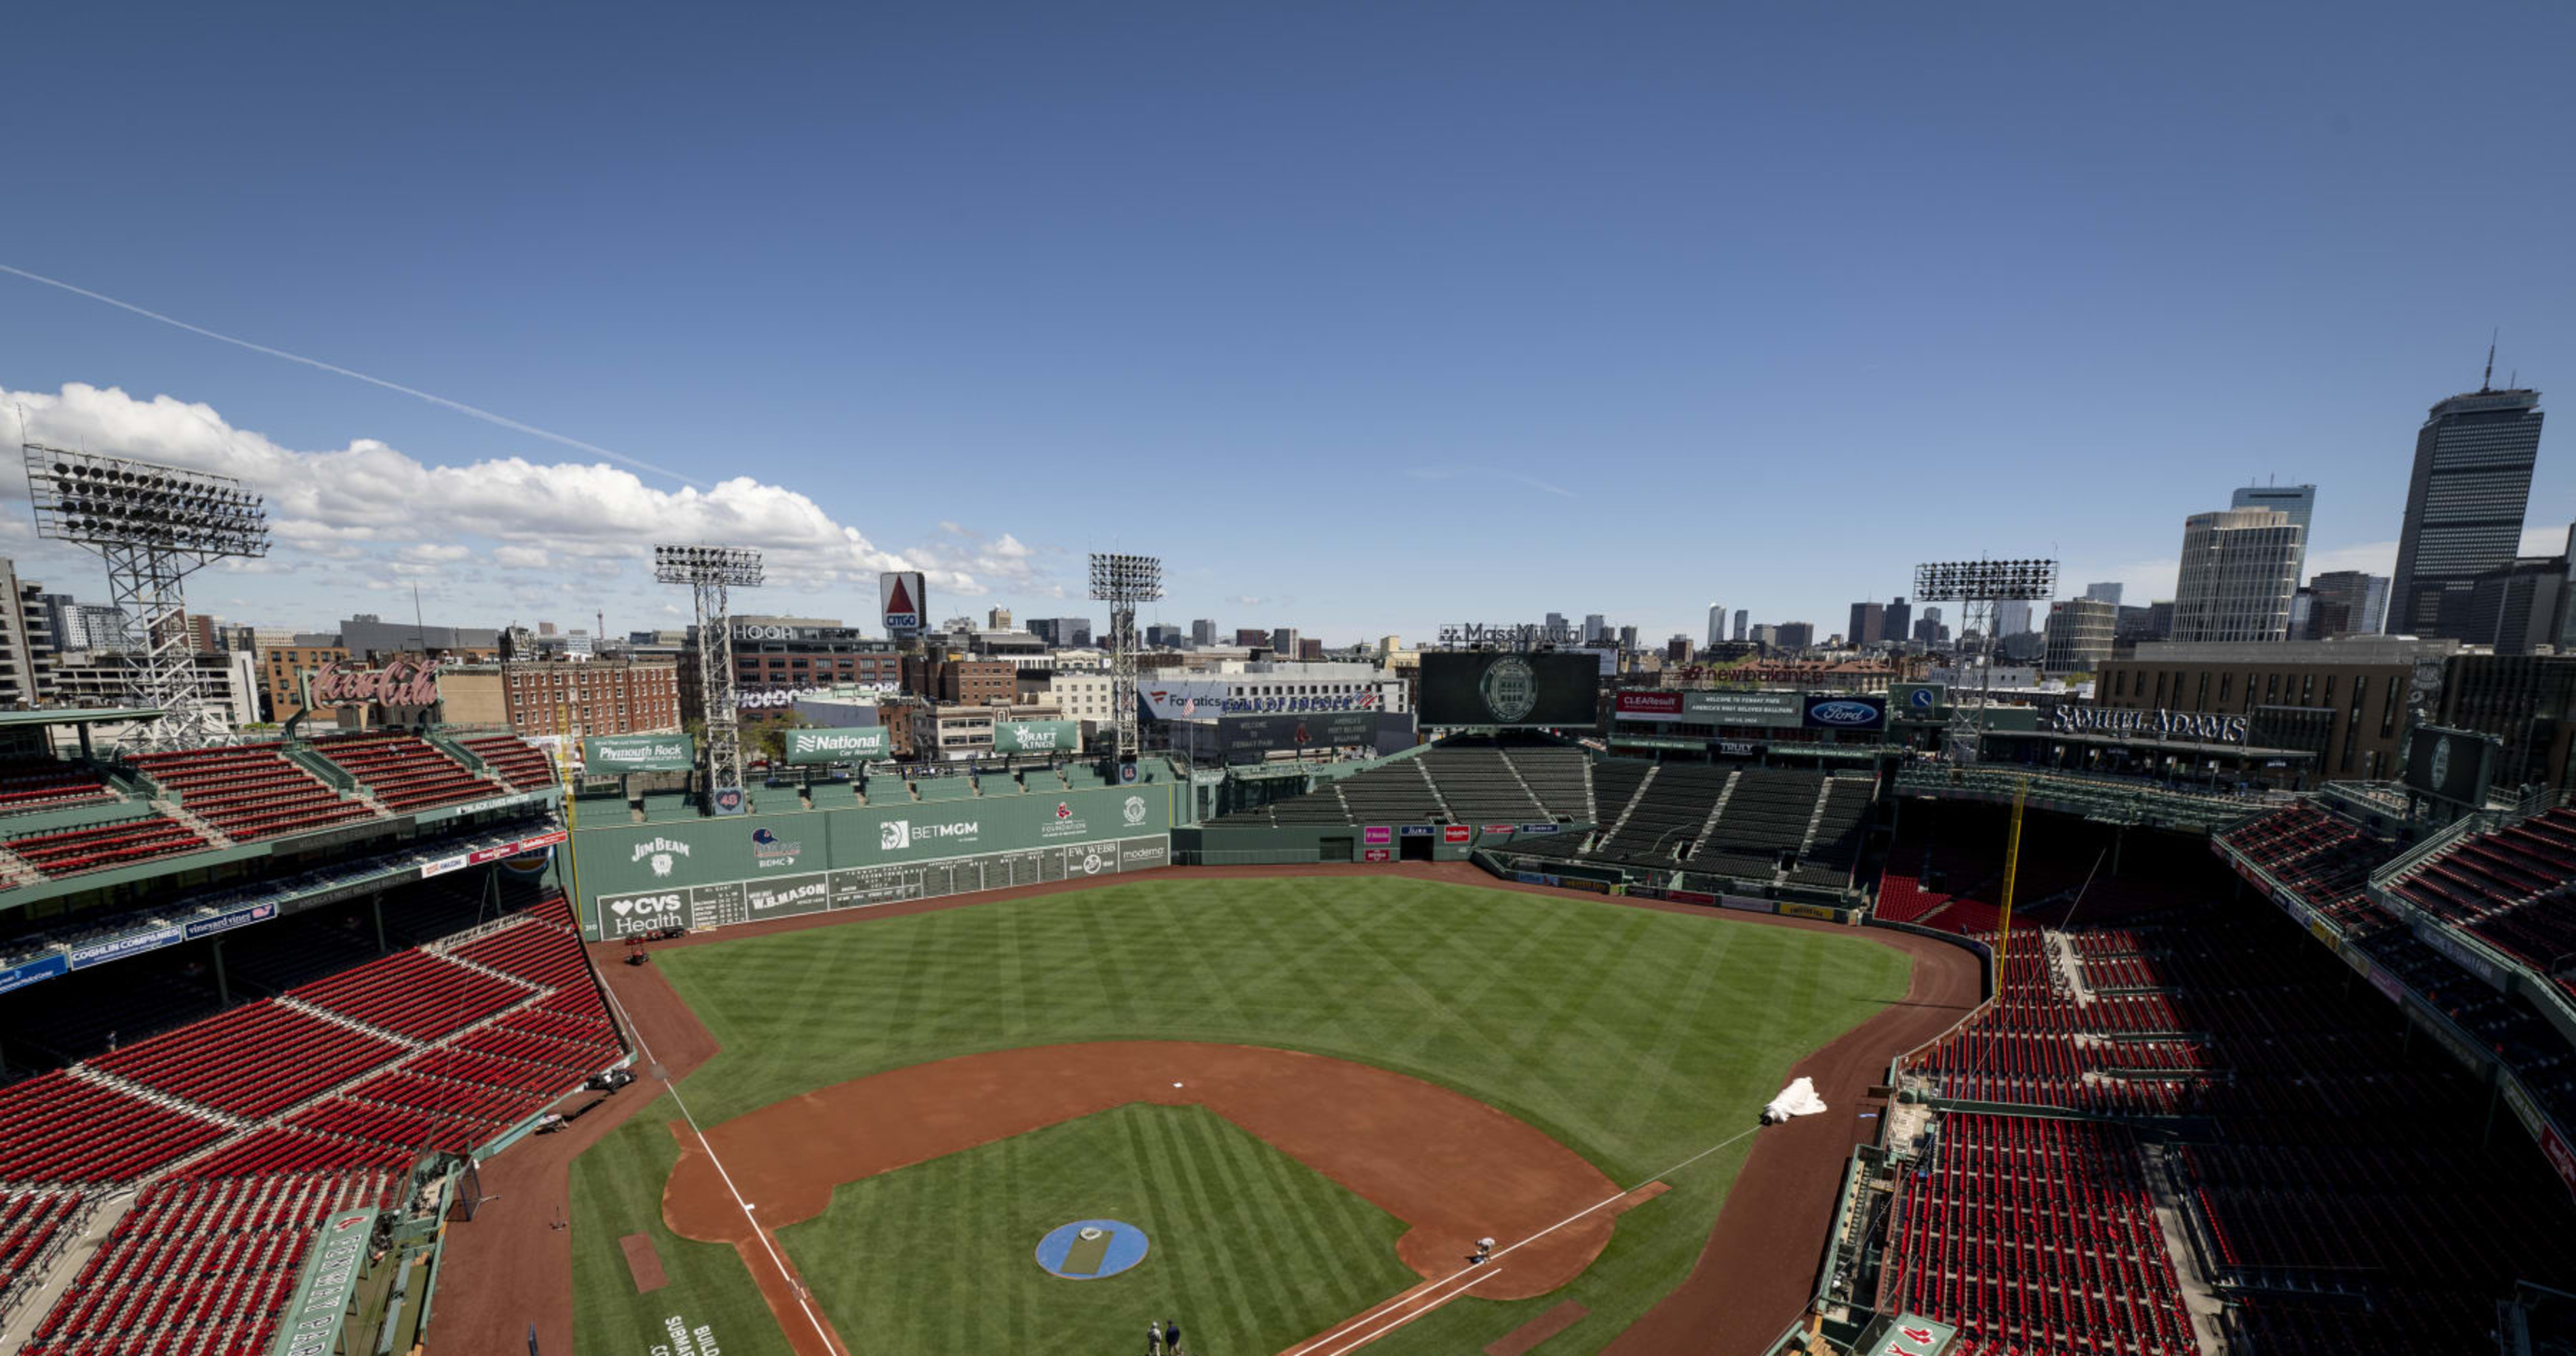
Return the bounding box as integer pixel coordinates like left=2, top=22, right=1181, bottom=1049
left=784, top=727, right=889, bottom=764
left=1614, top=691, right=1685, bottom=721
left=582, top=733, right=696, bottom=772
left=991, top=720, right=1081, bottom=755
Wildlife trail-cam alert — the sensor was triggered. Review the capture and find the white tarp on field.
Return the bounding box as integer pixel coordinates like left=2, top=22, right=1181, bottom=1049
left=1763, top=1076, right=1828, bottom=1123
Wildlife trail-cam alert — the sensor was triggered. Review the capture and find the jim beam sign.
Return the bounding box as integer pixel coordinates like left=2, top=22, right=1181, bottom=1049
left=304, top=656, right=441, bottom=718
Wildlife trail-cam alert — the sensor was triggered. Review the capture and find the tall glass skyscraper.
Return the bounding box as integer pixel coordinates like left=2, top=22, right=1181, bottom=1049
left=2230, top=484, right=2316, bottom=582
left=2171, top=507, right=2302, bottom=643
left=2389, top=381, right=2544, bottom=637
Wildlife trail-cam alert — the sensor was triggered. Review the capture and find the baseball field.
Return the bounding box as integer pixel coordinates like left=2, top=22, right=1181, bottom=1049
left=565, top=873, right=1917, bottom=1356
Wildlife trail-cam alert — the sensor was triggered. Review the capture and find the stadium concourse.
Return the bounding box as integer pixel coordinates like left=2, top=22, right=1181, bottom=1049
left=0, top=711, right=618, bottom=1356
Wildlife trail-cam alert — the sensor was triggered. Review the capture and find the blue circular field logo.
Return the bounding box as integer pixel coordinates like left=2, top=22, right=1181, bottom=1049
left=1035, top=1219, right=1148, bottom=1279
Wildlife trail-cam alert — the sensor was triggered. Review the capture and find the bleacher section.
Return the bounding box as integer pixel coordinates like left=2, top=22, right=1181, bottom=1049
left=310, top=733, right=498, bottom=814
left=129, top=743, right=375, bottom=843
left=454, top=734, right=557, bottom=793
left=1209, top=738, right=1597, bottom=829
left=1883, top=838, right=2576, bottom=1353
left=2383, top=807, right=2576, bottom=996
left=17, top=1170, right=393, bottom=1356
left=0, top=1188, right=87, bottom=1329
left=2212, top=802, right=2396, bottom=927
left=0, top=758, right=115, bottom=817
left=1596, top=764, right=1728, bottom=865
left=5, top=811, right=212, bottom=880
left=1496, top=761, right=1874, bottom=889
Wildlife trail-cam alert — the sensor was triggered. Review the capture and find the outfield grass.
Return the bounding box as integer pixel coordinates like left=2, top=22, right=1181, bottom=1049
left=571, top=876, right=1912, bottom=1356
left=779, top=1104, right=1419, bottom=1353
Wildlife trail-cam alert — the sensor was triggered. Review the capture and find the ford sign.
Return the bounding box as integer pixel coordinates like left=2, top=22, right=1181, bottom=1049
left=1802, top=695, right=1887, bottom=732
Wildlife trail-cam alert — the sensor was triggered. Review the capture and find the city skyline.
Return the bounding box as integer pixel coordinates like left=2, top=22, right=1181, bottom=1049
left=0, top=5, right=2569, bottom=644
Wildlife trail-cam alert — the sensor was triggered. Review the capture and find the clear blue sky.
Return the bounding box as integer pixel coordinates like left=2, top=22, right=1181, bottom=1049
left=1, top=2, right=2569, bottom=644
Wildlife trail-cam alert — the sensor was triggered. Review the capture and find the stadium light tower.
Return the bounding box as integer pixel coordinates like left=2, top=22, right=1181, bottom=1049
left=656, top=544, right=763, bottom=812
left=1088, top=552, right=1162, bottom=771
left=1912, top=557, right=2057, bottom=759
left=24, top=444, right=269, bottom=749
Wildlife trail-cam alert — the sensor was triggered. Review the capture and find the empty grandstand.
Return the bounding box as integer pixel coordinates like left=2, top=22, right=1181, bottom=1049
left=0, top=888, right=622, bottom=1351
left=1790, top=784, right=2576, bottom=1356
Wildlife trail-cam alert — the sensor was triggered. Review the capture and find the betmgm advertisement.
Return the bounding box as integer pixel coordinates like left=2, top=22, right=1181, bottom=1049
left=1417, top=652, right=1600, bottom=727
left=578, top=783, right=1173, bottom=940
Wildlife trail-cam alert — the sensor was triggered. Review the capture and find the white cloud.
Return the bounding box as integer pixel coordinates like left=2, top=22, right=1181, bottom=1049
left=2, top=383, right=1065, bottom=616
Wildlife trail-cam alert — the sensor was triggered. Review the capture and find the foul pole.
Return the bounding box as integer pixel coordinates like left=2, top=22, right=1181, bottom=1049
left=1995, top=776, right=2028, bottom=972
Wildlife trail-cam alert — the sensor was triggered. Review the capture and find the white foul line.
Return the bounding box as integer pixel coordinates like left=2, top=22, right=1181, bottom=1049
left=1279, top=1121, right=1768, bottom=1356
left=598, top=968, right=846, bottom=1356
left=1305, top=1268, right=1500, bottom=1356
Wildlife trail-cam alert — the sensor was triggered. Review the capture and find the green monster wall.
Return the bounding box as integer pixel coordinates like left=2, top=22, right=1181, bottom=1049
left=571, top=783, right=1173, bottom=940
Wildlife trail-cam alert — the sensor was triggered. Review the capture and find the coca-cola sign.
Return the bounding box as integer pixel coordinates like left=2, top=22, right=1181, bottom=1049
left=309, top=657, right=441, bottom=709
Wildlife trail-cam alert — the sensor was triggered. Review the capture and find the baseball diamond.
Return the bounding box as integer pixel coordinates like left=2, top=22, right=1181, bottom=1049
left=464, top=866, right=1955, bottom=1356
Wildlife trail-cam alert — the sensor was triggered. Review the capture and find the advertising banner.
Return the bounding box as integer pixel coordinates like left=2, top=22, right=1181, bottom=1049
left=2543, top=1123, right=2576, bottom=1208
left=1776, top=902, right=1841, bottom=921
left=1685, top=690, right=1803, bottom=727
left=1514, top=871, right=1561, bottom=887
left=1398, top=824, right=1436, bottom=838
left=1364, top=826, right=1392, bottom=845
left=881, top=570, right=927, bottom=634
left=1519, top=823, right=1560, bottom=834
left=1217, top=711, right=1396, bottom=753
left=1614, top=691, right=1685, bottom=722
left=0, top=953, right=66, bottom=995
left=1719, top=896, right=1776, bottom=913
left=742, top=871, right=834, bottom=921
left=785, top=727, right=889, bottom=764
left=1481, top=824, right=1516, bottom=836
left=270, top=1210, right=375, bottom=1356
left=70, top=926, right=183, bottom=970
left=2047, top=706, right=2248, bottom=744
left=582, top=733, right=696, bottom=773
left=1891, top=683, right=1947, bottom=716
left=1802, top=694, right=1887, bottom=733
left=579, top=784, right=1173, bottom=938
left=1363, top=848, right=1392, bottom=862
left=184, top=902, right=278, bottom=941
left=1417, top=652, right=1600, bottom=727
left=1443, top=825, right=1472, bottom=844
left=992, top=720, right=1081, bottom=755
left=1144, top=680, right=1384, bottom=719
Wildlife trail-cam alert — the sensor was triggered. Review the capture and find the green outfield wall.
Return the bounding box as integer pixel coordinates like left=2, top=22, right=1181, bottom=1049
left=571, top=782, right=1175, bottom=939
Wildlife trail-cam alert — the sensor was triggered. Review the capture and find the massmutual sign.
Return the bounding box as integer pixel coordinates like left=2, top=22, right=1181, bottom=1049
left=2048, top=706, right=2249, bottom=744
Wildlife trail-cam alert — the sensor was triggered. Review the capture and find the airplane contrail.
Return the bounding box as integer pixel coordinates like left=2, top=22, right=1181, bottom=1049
left=0, top=262, right=708, bottom=488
